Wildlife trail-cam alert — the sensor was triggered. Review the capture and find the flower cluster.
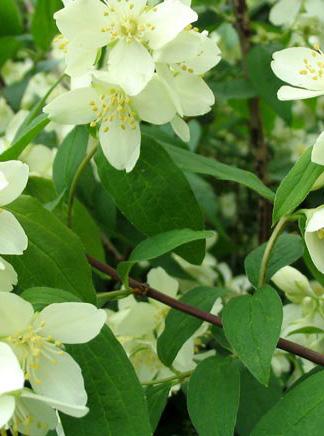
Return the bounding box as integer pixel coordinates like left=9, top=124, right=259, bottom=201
left=0, top=292, right=106, bottom=434
left=44, top=0, right=221, bottom=171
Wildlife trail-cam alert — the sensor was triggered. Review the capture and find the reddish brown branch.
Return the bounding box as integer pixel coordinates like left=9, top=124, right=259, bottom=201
left=88, top=255, right=324, bottom=367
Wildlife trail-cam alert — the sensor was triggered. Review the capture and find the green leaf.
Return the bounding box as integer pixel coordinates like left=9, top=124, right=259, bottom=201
left=145, top=383, right=171, bottom=433
left=117, top=229, right=214, bottom=285
left=21, top=287, right=81, bottom=311
left=222, top=286, right=282, bottom=385
left=210, top=77, right=257, bottom=99
left=0, top=36, right=22, bottom=67
left=187, top=356, right=240, bottom=436
left=6, top=196, right=96, bottom=303
left=236, top=368, right=282, bottom=436
left=247, top=45, right=292, bottom=122
left=61, top=326, right=152, bottom=436
left=0, top=0, right=23, bottom=36
left=72, top=201, right=105, bottom=261
left=31, top=0, right=62, bottom=51
left=53, top=126, right=89, bottom=194
left=251, top=370, right=324, bottom=435
left=273, top=147, right=323, bottom=224
left=245, top=233, right=304, bottom=287
left=0, top=113, right=50, bottom=161
left=157, top=286, right=225, bottom=367
left=158, top=141, right=275, bottom=202
left=96, top=137, right=206, bottom=264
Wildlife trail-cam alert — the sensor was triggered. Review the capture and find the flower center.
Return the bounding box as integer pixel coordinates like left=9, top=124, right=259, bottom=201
left=298, top=47, right=324, bottom=81
left=6, top=318, right=64, bottom=384
left=89, top=88, right=137, bottom=131
left=317, top=228, right=324, bottom=239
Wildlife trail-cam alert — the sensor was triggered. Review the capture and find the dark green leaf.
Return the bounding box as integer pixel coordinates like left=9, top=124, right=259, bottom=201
left=0, top=0, right=23, bottom=36
left=0, top=36, right=22, bottom=67
left=187, top=356, right=240, bottom=436
left=245, top=233, right=304, bottom=287
left=118, top=229, right=214, bottom=284
left=31, top=0, right=62, bottom=51
left=251, top=370, right=324, bottom=435
left=21, top=287, right=81, bottom=311
left=158, top=141, right=275, bottom=202
left=96, top=137, right=205, bottom=264
left=6, top=196, right=96, bottom=303
left=236, top=368, right=282, bottom=435
left=157, top=286, right=225, bottom=367
left=53, top=126, right=89, bottom=194
left=145, top=383, right=171, bottom=433
left=222, top=286, right=282, bottom=385
left=61, top=326, right=152, bottom=436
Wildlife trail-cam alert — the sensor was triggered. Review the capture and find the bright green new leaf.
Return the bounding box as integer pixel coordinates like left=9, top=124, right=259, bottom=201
left=273, top=147, right=323, bottom=224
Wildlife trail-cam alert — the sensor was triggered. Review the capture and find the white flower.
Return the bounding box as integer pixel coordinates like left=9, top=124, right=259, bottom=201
left=0, top=257, right=17, bottom=292
left=0, top=160, right=29, bottom=255
left=0, top=293, right=106, bottom=415
left=311, top=131, right=324, bottom=166
left=0, top=98, right=14, bottom=135
left=1, top=59, right=33, bottom=86
left=271, top=47, right=324, bottom=101
left=20, top=145, right=56, bottom=179
left=154, top=29, right=221, bottom=75
left=44, top=74, right=175, bottom=171
left=304, top=206, right=324, bottom=273
left=272, top=266, right=316, bottom=304
left=269, top=0, right=302, bottom=27
left=156, top=63, right=215, bottom=141
left=54, top=0, right=197, bottom=94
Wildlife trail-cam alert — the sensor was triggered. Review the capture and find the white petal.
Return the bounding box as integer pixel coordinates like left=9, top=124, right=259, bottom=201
left=171, top=115, right=190, bottom=142
left=107, top=40, right=154, bottom=96
left=147, top=267, right=179, bottom=297
left=0, top=161, right=29, bottom=206
left=0, top=210, right=28, bottom=255
left=16, top=392, right=58, bottom=436
left=306, top=206, right=324, bottom=232
left=271, top=48, right=324, bottom=91
left=55, top=0, right=109, bottom=47
left=0, top=257, right=17, bottom=292
left=173, top=73, right=215, bottom=116
left=0, top=395, right=15, bottom=428
left=154, top=30, right=201, bottom=64
left=65, top=40, right=98, bottom=78
left=99, top=120, right=141, bottom=172
left=277, top=85, right=324, bottom=101
left=143, top=0, right=197, bottom=49
left=43, top=88, right=99, bottom=125
left=0, top=292, right=34, bottom=336
left=269, top=0, right=302, bottom=26
left=132, top=75, right=176, bottom=124
left=305, top=231, right=324, bottom=273
left=312, top=131, right=324, bottom=165
left=184, top=33, right=222, bottom=74
left=114, top=303, right=158, bottom=337
left=271, top=265, right=314, bottom=303
left=32, top=351, right=88, bottom=412
left=40, top=303, right=106, bottom=344
left=21, top=390, right=88, bottom=419
left=0, top=342, right=24, bottom=395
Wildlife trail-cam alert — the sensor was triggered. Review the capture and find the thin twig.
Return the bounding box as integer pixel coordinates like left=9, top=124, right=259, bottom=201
left=88, top=255, right=324, bottom=367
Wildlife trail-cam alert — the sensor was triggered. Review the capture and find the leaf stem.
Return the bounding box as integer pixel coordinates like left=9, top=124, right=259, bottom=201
left=142, top=370, right=193, bottom=386
left=257, top=216, right=289, bottom=288
left=97, top=289, right=132, bottom=304
left=67, top=143, right=98, bottom=228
